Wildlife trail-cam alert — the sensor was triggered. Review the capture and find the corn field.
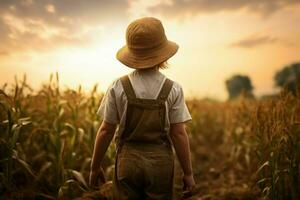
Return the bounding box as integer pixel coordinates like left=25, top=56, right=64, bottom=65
left=0, top=73, right=299, bottom=200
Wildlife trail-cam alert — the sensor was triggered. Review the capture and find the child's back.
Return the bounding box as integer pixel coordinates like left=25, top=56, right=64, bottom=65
left=90, top=17, right=195, bottom=200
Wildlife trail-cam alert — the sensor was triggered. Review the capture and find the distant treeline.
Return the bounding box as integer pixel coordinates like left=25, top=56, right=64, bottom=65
left=225, top=62, right=300, bottom=100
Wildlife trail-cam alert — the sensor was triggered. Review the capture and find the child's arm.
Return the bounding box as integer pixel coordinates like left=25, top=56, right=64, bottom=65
left=170, top=122, right=195, bottom=192
left=89, top=121, right=116, bottom=188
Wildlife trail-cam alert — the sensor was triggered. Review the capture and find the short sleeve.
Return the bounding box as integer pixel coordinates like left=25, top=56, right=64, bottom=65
left=169, top=85, right=192, bottom=124
left=96, top=83, right=119, bottom=124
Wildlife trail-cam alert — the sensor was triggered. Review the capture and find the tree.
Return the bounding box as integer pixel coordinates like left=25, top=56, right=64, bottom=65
left=274, top=62, right=300, bottom=95
left=225, top=75, right=254, bottom=100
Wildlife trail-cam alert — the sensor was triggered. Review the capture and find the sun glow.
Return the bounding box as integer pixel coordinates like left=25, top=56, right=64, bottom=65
left=46, top=29, right=132, bottom=91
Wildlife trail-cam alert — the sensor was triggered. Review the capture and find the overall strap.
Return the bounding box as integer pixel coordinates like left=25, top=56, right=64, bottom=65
left=120, top=75, right=136, bottom=99
left=156, top=78, right=173, bottom=101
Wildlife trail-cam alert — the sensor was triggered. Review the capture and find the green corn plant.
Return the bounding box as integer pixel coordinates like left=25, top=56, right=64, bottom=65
left=0, top=89, right=35, bottom=192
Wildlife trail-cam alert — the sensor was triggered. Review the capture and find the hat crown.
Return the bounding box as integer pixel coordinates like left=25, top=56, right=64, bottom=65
left=126, top=17, right=167, bottom=51
left=117, top=17, right=179, bottom=69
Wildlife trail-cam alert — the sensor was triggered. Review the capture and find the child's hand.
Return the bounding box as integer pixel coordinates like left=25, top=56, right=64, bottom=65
left=182, top=174, right=196, bottom=198
left=89, top=167, right=106, bottom=190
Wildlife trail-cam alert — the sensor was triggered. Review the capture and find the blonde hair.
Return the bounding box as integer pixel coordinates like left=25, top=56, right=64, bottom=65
left=138, top=61, right=169, bottom=71
left=157, top=61, right=168, bottom=69
left=148, top=61, right=168, bottom=70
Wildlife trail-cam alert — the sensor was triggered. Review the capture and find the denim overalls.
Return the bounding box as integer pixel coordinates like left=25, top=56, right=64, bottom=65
left=113, top=75, right=174, bottom=200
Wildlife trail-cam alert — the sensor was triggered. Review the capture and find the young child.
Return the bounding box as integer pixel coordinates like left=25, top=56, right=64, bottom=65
left=89, top=17, right=195, bottom=200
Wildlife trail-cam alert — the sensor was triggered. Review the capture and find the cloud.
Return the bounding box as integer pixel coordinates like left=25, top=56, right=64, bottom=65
left=0, top=0, right=129, bottom=26
left=0, top=50, right=9, bottom=57
left=149, top=0, right=300, bottom=18
left=230, top=35, right=278, bottom=48
left=45, top=4, right=56, bottom=14
left=0, top=13, right=90, bottom=57
left=0, top=0, right=130, bottom=57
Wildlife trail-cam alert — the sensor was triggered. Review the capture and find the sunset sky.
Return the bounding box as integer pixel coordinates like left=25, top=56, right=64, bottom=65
left=0, top=0, right=300, bottom=99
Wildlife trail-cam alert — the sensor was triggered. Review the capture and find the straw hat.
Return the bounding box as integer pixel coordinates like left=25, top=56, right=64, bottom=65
left=116, top=17, right=179, bottom=69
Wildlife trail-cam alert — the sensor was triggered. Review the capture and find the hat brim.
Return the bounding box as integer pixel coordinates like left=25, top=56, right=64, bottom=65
left=116, top=41, right=179, bottom=69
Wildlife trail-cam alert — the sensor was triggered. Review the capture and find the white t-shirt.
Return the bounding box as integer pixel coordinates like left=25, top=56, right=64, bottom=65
left=97, top=68, right=192, bottom=138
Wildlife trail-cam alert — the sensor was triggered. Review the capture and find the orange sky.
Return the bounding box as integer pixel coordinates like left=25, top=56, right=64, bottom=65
left=0, top=0, right=300, bottom=100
